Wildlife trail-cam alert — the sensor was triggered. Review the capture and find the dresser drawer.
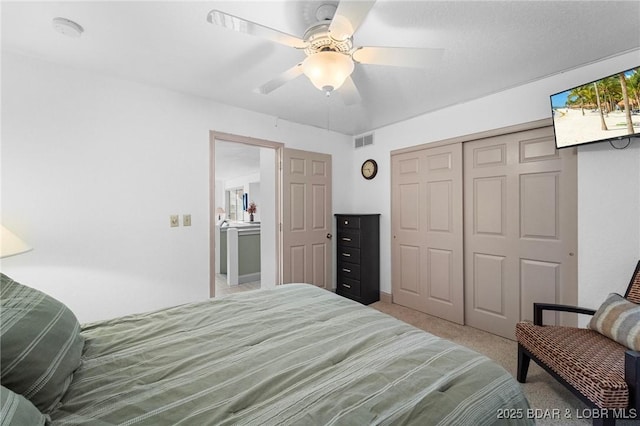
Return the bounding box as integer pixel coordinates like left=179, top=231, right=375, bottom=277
left=338, top=261, right=361, bottom=280
left=338, top=246, right=360, bottom=264
left=337, top=278, right=360, bottom=297
left=337, top=216, right=360, bottom=230
left=338, top=231, right=360, bottom=248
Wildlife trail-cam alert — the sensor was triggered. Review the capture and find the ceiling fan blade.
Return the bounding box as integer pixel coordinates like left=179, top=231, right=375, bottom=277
left=254, top=63, right=304, bottom=95
left=353, top=46, right=444, bottom=68
left=329, top=1, right=376, bottom=41
left=207, top=10, right=306, bottom=49
left=339, top=76, right=361, bottom=105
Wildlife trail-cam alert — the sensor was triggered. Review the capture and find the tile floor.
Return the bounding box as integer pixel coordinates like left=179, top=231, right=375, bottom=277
left=214, top=274, right=260, bottom=297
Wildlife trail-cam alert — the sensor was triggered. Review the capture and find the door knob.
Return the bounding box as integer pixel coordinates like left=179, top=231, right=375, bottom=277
left=326, top=233, right=332, bottom=239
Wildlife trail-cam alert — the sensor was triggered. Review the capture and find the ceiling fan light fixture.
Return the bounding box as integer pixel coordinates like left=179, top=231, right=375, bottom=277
left=302, top=51, right=354, bottom=93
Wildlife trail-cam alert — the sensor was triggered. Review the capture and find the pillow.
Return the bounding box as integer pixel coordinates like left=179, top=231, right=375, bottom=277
left=0, top=385, right=48, bottom=425
left=588, top=292, right=640, bottom=351
left=0, top=273, right=84, bottom=413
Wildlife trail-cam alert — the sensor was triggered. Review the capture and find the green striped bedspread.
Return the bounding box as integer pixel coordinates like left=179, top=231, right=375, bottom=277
left=50, top=284, right=531, bottom=425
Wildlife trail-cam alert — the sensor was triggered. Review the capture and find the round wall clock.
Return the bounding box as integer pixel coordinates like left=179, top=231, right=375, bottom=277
left=361, top=159, right=378, bottom=180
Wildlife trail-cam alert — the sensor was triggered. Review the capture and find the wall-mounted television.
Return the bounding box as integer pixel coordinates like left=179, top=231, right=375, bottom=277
left=550, top=66, right=639, bottom=148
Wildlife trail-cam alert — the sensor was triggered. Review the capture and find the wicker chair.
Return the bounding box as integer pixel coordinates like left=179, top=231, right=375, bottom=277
left=516, top=261, right=640, bottom=426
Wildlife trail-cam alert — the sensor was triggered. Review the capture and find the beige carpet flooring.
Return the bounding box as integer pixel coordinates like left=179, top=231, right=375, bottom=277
left=370, top=300, right=636, bottom=426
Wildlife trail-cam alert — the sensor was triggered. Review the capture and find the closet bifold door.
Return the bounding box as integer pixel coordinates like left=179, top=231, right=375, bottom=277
left=463, top=126, right=577, bottom=339
left=391, top=143, right=464, bottom=325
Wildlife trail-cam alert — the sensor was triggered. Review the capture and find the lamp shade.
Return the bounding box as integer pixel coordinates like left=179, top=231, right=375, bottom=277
left=302, top=51, right=354, bottom=92
left=1, top=225, right=32, bottom=258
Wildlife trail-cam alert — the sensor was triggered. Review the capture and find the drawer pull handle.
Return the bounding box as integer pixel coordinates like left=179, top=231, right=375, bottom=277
left=344, top=220, right=349, bottom=225
left=342, top=253, right=351, bottom=257
left=342, top=283, right=351, bottom=289
left=341, top=237, right=352, bottom=242
left=342, top=268, right=351, bottom=273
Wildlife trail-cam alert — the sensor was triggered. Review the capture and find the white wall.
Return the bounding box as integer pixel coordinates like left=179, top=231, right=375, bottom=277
left=347, top=50, right=640, bottom=311
left=1, top=52, right=352, bottom=323
left=248, top=182, right=260, bottom=221
left=3, top=49, right=638, bottom=325
left=223, top=172, right=260, bottom=222
left=214, top=179, right=225, bottom=221
left=578, top=141, right=640, bottom=322
left=259, top=148, right=276, bottom=289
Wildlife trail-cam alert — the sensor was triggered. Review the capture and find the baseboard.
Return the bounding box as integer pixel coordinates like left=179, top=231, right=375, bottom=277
left=238, top=272, right=260, bottom=285
left=380, top=291, right=392, bottom=303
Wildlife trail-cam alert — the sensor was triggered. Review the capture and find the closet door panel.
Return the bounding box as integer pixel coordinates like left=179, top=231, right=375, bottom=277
left=392, top=144, right=464, bottom=324
left=464, top=127, right=577, bottom=339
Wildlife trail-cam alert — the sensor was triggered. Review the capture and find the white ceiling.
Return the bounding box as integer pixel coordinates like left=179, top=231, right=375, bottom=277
left=215, top=140, right=260, bottom=181
left=2, top=1, right=639, bottom=135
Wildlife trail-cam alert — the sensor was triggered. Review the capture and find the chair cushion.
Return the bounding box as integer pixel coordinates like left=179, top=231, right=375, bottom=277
left=589, top=293, right=640, bottom=351
left=0, top=274, right=84, bottom=413
left=516, top=321, right=628, bottom=409
left=0, top=385, right=48, bottom=425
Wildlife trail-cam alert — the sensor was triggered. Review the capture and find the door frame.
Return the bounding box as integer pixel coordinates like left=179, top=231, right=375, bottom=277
left=391, top=118, right=553, bottom=157
left=209, top=131, right=284, bottom=297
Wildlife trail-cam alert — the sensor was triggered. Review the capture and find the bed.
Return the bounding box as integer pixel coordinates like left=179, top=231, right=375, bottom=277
left=1, top=273, right=532, bottom=425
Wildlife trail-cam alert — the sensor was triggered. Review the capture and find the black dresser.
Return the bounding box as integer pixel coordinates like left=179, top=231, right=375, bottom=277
left=335, top=214, right=380, bottom=305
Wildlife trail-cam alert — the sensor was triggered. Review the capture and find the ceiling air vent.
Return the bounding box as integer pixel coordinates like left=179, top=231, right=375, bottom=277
left=354, top=132, right=374, bottom=149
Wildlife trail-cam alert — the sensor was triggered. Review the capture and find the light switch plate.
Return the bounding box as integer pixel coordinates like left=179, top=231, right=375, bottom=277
left=183, top=214, right=191, bottom=226
left=170, top=215, right=179, bottom=227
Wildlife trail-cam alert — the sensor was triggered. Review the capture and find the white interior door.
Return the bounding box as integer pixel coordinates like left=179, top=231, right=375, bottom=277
left=391, top=143, right=464, bottom=324
left=464, top=126, right=578, bottom=339
left=282, top=148, right=332, bottom=288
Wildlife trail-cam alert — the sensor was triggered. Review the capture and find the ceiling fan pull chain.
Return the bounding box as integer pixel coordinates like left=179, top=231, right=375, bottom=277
left=326, top=99, right=331, bottom=132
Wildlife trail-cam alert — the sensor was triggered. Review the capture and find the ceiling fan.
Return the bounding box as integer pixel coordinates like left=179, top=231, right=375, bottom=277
left=207, top=1, right=444, bottom=105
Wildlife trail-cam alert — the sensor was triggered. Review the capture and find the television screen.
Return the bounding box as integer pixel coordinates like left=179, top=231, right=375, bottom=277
left=550, top=66, right=640, bottom=148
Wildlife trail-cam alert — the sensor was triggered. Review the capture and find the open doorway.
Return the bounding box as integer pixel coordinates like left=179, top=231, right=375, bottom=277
left=209, top=131, right=283, bottom=297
